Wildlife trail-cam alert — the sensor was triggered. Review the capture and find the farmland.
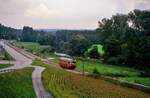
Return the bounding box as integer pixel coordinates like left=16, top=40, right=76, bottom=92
left=13, top=41, right=150, bottom=86
left=0, top=67, right=36, bottom=98
left=12, top=41, right=53, bottom=58
left=0, top=64, right=12, bottom=69
left=32, top=60, right=150, bottom=98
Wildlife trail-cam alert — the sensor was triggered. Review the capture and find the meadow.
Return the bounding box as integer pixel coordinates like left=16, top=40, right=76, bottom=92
left=32, top=60, right=150, bottom=98
left=13, top=41, right=52, bottom=58
left=0, top=67, right=36, bottom=98
left=76, top=59, right=141, bottom=76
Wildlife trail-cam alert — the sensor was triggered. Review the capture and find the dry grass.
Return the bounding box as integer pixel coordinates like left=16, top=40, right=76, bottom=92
left=33, top=60, right=150, bottom=98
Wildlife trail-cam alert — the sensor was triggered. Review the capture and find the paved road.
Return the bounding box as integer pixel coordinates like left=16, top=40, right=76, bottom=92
left=32, top=66, right=53, bottom=98
left=0, top=41, right=32, bottom=69
left=0, top=41, right=53, bottom=98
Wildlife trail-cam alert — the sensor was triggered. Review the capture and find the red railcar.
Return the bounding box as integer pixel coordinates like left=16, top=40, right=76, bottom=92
left=59, top=57, right=76, bottom=69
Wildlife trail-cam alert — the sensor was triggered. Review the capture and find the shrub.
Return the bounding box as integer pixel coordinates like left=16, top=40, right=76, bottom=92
left=93, top=67, right=99, bottom=74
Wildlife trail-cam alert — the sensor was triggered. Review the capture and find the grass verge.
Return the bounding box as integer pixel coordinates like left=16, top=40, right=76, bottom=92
left=0, top=64, right=13, bottom=69
left=0, top=67, right=36, bottom=98
left=120, top=77, right=150, bottom=86
left=2, top=52, right=15, bottom=61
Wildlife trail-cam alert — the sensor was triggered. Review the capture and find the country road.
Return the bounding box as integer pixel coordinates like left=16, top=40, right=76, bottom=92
left=0, top=41, right=53, bottom=98
left=0, top=41, right=32, bottom=69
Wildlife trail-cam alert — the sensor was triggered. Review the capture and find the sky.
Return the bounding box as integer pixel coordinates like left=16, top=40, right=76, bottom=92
left=0, top=0, right=150, bottom=29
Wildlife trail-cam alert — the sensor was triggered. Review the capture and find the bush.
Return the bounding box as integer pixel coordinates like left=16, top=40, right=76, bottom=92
left=93, top=67, right=99, bottom=74
left=107, top=57, right=119, bottom=64
left=86, top=46, right=100, bottom=59
left=39, top=46, right=55, bottom=53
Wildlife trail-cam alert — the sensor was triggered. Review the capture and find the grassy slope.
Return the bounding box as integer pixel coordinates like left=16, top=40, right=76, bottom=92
left=2, top=52, right=15, bottom=61
left=120, top=77, right=150, bottom=86
left=76, top=60, right=141, bottom=76
left=15, top=42, right=41, bottom=52
left=14, top=42, right=50, bottom=58
left=0, top=67, right=36, bottom=98
left=32, top=60, right=150, bottom=98
left=0, top=64, right=12, bottom=69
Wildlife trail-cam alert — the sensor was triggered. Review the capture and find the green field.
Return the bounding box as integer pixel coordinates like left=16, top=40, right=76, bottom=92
left=14, top=42, right=42, bottom=52
left=13, top=41, right=51, bottom=58
left=120, top=77, right=150, bottom=86
left=0, top=67, right=36, bottom=98
left=0, top=64, right=12, bottom=69
left=76, top=59, right=141, bottom=76
left=32, top=60, right=150, bottom=98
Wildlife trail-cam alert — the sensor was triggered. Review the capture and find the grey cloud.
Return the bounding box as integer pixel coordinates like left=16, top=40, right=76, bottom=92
left=0, top=0, right=150, bottom=29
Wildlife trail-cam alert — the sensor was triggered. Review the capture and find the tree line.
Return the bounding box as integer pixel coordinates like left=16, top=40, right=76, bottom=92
left=96, top=9, right=150, bottom=68
left=0, top=24, right=99, bottom=56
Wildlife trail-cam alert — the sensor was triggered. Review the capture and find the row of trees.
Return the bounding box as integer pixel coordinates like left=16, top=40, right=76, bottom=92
left=0, top=24, right=99, bottom=57
left=0, top=24, right=21, bottom=40
left=96, top=9, right=150, bottom=68
left=55, top=30, right=99, bottom=56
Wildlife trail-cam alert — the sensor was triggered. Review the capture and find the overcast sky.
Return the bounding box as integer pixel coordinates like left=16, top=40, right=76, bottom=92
left=0, top=0, right=150, bottom=29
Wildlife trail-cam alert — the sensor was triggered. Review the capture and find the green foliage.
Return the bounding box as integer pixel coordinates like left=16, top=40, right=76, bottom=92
left=0, top=24, right=21, bottom=40
left=85, top=45, right=100, bottom=59
left=14, top=42, right=52, bottom=56
left=55, top=30, right=99, bottom=56
left=0, top=67, right=36, bottom=98
left=21, top=26, right=37, bottom=42
left=0, top=64, right=12, bottom=69
left=69, top=34, right=92, bottom=56
left=93, top=67, right=99, bottom=74
left=2, top=52, right=14, bottom=61
left=86, top=44, right=104, bottom=59
left=97, top=9, right=150, bottom=68
left=120, top=77, right=150, bottom=86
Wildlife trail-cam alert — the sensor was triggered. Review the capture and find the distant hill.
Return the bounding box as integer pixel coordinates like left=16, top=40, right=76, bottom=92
left=36, top=29, right=58, bottom=33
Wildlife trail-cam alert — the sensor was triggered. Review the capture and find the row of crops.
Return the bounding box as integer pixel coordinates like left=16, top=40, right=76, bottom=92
left=32, top=60, right=150, bottom=98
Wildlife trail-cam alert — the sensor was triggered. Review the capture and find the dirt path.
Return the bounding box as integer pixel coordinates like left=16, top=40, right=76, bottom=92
left=0, top=41, right=53, bottom=98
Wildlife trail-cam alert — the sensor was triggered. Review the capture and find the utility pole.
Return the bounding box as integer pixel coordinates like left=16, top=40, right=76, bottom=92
left=82, top=59, right=85, bottom=76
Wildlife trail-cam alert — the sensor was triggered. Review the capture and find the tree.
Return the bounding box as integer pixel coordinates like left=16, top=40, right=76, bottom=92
left=69, top=34, right=92, bottom=56
left=21, top=26, right=37, bottom=42
left=87, top=46, right=100, bottom=59
left=96, top=9, right=150, bottom=68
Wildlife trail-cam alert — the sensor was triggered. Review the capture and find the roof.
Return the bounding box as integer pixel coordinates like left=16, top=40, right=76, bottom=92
left=54, top=52, right=71, bottom=58
left=59, top=57, right=73, bottom=62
